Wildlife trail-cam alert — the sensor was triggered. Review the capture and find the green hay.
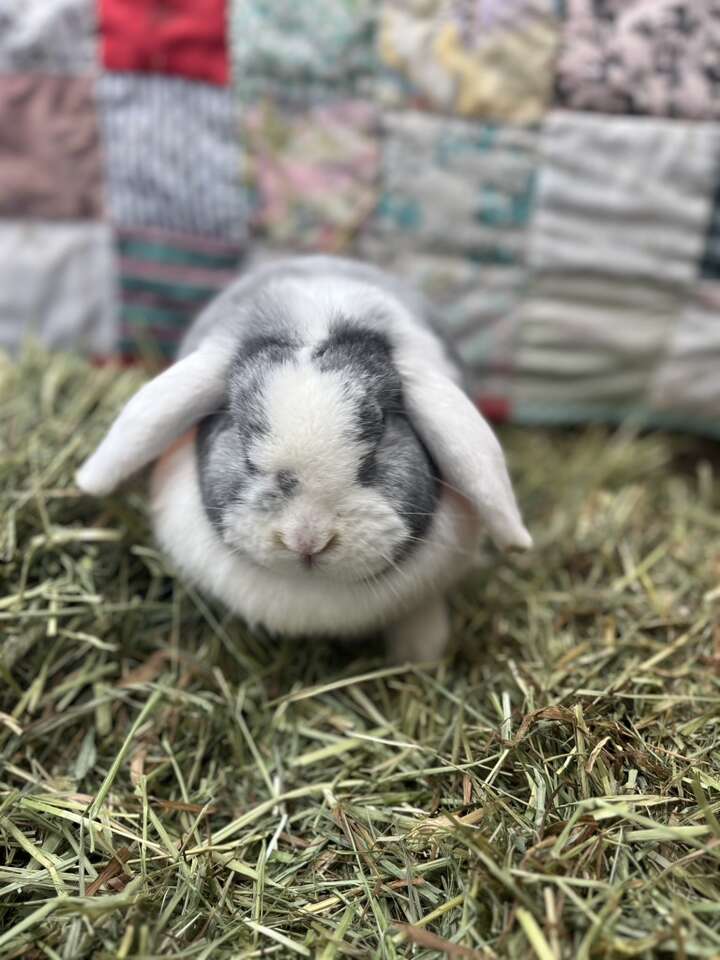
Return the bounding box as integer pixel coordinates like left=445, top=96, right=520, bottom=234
left=2, top=345, right=720, bottom=959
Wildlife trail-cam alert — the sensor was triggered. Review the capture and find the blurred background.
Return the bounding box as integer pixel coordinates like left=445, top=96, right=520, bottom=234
left=1, top=0, right=719, bottom=434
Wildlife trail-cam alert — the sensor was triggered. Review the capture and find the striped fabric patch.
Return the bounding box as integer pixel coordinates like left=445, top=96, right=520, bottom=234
left=117, top=228, right=244, bottom=361
left=514, top=112, right=719, bottom=416
left=99, top=73, right=248, bottom=241
left=650, top=283, right=720, bottom=419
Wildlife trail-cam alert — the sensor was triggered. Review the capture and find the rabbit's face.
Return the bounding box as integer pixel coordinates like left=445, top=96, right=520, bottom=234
left=196, top=323, right=439, bottom=584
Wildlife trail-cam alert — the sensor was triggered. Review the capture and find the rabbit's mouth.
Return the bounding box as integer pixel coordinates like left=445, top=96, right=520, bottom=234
left=221, top=524, right=400, bottom=584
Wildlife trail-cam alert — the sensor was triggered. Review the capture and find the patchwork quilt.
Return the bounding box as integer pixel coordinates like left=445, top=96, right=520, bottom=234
left=2, top=0, right=720, bottom=435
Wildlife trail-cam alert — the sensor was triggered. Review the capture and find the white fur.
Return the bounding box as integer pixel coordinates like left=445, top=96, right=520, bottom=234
left=151, top=432, right=481, bottom=637
left=259, top=361, right=359, bottom=482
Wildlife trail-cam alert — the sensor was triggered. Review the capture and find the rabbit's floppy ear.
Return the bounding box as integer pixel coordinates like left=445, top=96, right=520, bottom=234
left=401, top=365, right=532, bottom=552
left=76, top=346, right=229, bottom=496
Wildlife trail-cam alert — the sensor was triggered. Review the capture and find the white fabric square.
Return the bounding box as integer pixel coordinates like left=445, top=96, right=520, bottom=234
left=650, top=284, right=720, bottom=417
left=514, top=112, right=720, bottom=412
left=514, top=273, right=686, bottom=409
left=0, top=0, right=96, bottom=73
left=529, top=111, right=718, bottom=284
left=0, top=222, right=118, bottom=355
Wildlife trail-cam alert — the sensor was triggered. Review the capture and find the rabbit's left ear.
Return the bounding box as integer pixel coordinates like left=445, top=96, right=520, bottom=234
left=400, top=365, right=532, bottom=552
left=76, top=346, right=229, bottom=496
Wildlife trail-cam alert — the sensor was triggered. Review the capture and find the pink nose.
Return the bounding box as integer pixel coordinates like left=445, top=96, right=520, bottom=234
left=278, top=531, right=337, bottom=566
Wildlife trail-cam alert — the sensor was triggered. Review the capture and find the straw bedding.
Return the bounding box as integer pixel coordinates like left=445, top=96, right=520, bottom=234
left=2, top=348, right=720, bottom=958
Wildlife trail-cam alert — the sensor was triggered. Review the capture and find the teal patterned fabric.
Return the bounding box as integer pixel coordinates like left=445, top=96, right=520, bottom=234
left=229, top=0, right=378, bottom=88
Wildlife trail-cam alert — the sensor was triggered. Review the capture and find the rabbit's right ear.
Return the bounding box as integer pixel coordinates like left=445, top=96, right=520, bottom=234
left=399, top=363, right=532, bottom=553
left=76, top=346, right=229, bottom=496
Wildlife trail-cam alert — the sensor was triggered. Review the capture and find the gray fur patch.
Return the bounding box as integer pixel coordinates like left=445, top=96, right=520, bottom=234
left=313, top=321, right=402, bottom=447
left=196, top=411, right=247, bottom=538
left=277, top=469, right=299, bottom=496
left=229, top=329, right=299, bottom=440
left=313, top=320, right=400, bottom=405
left=369, top=415, right=439, bottom=558
left=198, top=297, right=304, bottom=536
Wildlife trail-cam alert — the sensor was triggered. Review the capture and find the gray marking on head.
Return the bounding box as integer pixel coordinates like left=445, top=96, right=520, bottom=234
left=228, top=292, right=300, bottom=441
left=313, top=319, right=403, bottom=447
left=196, top=411, right=246, bottom=538
left=198, top=291, right=303, bottom=536
left=277, top=469, right=299, bottom=496
left=370, top=415, right=439, bottom=559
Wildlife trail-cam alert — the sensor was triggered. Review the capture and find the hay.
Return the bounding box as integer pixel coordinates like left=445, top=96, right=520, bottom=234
left=1, top=346, right=720, bottom=959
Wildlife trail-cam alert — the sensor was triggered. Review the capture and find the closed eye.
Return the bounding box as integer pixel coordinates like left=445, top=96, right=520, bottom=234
left=244, top=455, right=260, bottom=475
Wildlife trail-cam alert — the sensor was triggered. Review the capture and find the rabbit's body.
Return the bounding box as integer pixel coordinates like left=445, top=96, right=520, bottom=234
left=78, top=256, right=531, bottom=661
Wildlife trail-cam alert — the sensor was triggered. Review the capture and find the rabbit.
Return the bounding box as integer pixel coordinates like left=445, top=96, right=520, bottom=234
left=76, top=256, right=531, bottom=662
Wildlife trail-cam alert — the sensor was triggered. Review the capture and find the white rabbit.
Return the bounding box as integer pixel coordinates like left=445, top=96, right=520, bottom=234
left=77, top=256, right=531, bottom=662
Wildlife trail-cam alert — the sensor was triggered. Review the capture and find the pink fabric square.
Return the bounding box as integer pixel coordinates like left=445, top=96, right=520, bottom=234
left=0, top=74, right=103, bottom=219
left=556, top=0, right=720, bottom=119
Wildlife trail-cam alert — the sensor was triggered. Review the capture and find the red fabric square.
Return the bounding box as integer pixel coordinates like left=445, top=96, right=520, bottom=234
left=477, top=394, right=511, bottom=424
left=98, top=0, right=229, bottom=86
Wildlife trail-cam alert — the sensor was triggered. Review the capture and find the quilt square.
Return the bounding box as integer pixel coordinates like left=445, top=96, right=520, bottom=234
left=0, top=75, right=103, bottom=219
left=359, top=110, right=534, bottom=396
left=0, top=222, right=117, bottom=356
left=375, top=0, right=561, bottom=122
left=525, top=112, right=718, bottom=285
left=650, top=284, right=720, bottom=421
left=116, top=227, right=244, bottom=360
left=99, top=73, right=248, bottom=241
left=513, top=273, right=687, bottom=415
left=230, top=0, right=378, bottom=93
left=242, top=85, right=381, bottom=251
left=514, top=111, right=720, bottom=420
left=513, top=112, right=720, bottom=416
left=364, top=111, right=537, bottom=261
left=99, top=0, right=229, bottom=86
left=0, top=0, right=96, bottom=74
left=555, top=0, right=720, bottom=120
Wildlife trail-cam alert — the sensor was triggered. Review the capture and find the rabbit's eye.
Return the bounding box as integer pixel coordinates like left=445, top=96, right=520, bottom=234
left=277, top=469, right=299, bottom=496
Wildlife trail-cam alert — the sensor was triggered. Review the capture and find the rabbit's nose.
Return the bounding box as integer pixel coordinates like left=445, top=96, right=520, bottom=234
left=276, top=530, right=338, bottom=566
